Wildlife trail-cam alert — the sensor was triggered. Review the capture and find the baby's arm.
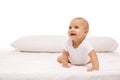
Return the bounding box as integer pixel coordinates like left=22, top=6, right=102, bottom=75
left=62, top=50, right=70, bottom=68
left=87, top=50, right=99, bottom=71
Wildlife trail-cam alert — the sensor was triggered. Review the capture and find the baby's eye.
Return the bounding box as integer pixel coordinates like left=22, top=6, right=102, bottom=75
left=69, top=26, right=72, bottom=29
left=75, top=26, right=79, bottom=29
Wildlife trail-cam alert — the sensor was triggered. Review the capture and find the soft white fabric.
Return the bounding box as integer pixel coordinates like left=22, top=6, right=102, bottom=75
left=87, top=36, right=119, bottom=52
left=11, top=35, right=118, bottom=53
left=0, top=49, right=120, bottom=80
left=64, top=39, right=94, bottom=65
left=11, top=35, right=67, bottom=52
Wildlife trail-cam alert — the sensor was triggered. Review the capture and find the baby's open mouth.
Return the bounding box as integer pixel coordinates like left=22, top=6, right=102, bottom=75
left=70, top=33, right=76, bottom=36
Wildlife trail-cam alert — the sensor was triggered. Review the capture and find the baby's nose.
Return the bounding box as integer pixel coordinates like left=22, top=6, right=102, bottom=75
left=70, top=28, right=76, bottom=31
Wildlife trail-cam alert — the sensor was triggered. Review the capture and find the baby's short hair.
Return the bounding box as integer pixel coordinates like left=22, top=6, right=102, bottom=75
left=73, top=17, right=89, bottom=29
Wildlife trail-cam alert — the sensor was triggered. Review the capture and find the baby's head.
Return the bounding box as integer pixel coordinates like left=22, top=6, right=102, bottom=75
left=72, top=17, right=89, bottom=29
left=68, top=17, right=89, bottom=40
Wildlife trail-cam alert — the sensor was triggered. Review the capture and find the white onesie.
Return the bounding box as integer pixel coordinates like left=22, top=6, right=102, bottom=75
left=64, top=39, right=94, bottom=65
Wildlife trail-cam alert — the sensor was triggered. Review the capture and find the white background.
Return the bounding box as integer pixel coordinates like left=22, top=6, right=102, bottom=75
left=0, top=0, right=120, bottom=48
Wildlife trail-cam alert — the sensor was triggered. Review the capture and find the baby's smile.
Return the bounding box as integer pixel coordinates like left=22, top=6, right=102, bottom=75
left=70, top=33, right=76, bottom=36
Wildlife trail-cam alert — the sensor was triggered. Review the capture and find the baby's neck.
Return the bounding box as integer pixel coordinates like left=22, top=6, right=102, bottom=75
left=72, top=39, right=83, bottom=48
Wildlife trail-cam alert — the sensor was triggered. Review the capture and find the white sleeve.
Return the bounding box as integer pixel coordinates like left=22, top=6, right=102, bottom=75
left=63, top=39, right=70, bottom=51
left=85, top=40, right=95, bottom=54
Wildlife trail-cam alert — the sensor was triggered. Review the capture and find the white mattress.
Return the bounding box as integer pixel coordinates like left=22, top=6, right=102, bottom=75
left=0, top=48, right=120, bottom=80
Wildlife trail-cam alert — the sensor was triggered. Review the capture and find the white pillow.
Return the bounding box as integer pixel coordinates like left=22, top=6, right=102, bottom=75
left=87, top=36, right=119, bottom=52
left=11, top=35, right=67, bottom=52
left=11, top=35, right=118, bottom=53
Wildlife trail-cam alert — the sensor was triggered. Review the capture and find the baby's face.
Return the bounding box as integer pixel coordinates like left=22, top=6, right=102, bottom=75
left=68, top=19, right=88, bottom=41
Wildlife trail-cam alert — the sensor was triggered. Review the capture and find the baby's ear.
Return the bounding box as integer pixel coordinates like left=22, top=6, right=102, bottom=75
left=84, top=29, right=89, bottom=34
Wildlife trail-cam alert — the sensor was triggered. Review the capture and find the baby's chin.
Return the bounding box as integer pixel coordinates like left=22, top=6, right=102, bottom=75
left=69, top=36, right=84, bottom=41
left=69, top=36, right=77, bottom=40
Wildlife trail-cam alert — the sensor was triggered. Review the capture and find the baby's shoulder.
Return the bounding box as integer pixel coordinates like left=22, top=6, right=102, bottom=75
left=82, top=39, right=90, bottom=44
left=82, top=39, right=93, bottom=47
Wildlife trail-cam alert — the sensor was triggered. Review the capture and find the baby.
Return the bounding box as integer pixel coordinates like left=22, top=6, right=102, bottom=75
left=57, top=17, right=99, bottom=71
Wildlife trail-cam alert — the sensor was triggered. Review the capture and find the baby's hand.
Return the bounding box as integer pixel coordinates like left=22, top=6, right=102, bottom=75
left=62, top=64, right=70, bottom=68
left=87, top=67, right=99, bottom=72
left=87, top=67, right=94, bottom=72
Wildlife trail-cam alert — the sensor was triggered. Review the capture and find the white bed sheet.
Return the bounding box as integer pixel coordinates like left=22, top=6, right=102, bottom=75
left=0, top=48, right=120, bottom=80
